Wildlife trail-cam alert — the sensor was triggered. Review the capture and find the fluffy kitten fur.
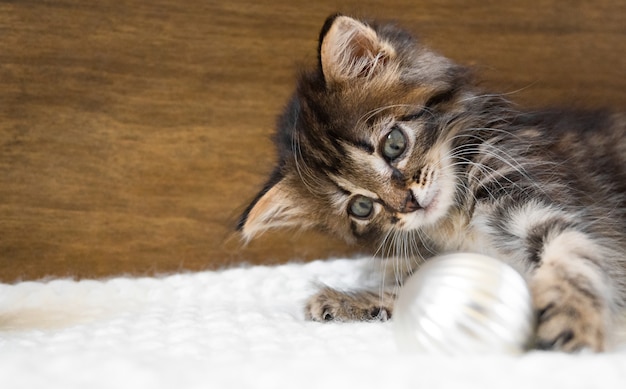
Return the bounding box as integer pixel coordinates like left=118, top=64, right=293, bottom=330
left=238, top=14, right=626, bottom=352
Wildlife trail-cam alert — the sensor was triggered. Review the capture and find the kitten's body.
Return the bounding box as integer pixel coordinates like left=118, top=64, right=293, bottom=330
left=239, top=15, right=626, bottom=352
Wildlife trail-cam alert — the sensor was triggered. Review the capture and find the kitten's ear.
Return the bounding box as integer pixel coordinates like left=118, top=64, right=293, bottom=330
left=319, top=14, right=395, bottom=84
left=237, top=176, right=311, bottom=242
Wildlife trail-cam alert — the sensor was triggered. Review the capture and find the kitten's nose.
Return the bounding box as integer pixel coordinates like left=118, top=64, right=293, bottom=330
left=400, top=190, right=421, bottom=213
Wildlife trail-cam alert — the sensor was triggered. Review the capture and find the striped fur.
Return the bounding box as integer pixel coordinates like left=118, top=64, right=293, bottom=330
left=239, top=15, right=626, bottom=352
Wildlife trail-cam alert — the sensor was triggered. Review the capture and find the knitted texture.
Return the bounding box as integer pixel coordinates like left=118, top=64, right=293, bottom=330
left=1, top=258, right=625, bottom=388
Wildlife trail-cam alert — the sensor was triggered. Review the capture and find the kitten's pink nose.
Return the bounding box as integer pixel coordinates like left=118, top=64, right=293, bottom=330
left=400, top=191, right=421, bottom=213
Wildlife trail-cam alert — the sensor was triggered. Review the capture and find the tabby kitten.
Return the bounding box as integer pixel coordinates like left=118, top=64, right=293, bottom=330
left=238, top=14, right=626, bottom=352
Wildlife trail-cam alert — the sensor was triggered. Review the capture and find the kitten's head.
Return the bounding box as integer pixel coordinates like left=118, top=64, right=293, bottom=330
left=238, top=15, right=470, bottom=250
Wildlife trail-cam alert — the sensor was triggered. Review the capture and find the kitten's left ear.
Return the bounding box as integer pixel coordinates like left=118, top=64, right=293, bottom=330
left=237, top=175, right=312, bottom=242
left=319, top=14, right=395, bottom=84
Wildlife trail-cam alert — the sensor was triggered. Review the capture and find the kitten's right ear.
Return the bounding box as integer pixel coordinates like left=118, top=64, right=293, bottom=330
left=237, top=174, right=311, bottom=242
left=318, top=14, right=395, bottom=84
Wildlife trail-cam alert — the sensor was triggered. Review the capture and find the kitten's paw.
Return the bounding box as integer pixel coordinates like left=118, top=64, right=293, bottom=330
left=532, top=281, right=606, bottom=352
left=305, top=287, right=395, bottom=322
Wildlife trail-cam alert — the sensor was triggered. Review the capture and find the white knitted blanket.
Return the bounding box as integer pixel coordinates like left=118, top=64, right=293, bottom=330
left=1, top=258, right=625, bottom=388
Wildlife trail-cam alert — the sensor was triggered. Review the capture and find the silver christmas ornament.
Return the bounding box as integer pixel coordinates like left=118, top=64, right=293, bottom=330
left=393, top=253, right=535, bottom=355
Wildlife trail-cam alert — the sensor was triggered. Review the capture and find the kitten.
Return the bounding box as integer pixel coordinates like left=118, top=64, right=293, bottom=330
left=238, top=14, right=626, bottom=352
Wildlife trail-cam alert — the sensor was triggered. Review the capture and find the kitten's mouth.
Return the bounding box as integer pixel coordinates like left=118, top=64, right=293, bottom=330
left=397, top=189, right=443, bottom=231
left=417, top=189, right=439, bottom=212
left=408, top=180, right=441, bottom=213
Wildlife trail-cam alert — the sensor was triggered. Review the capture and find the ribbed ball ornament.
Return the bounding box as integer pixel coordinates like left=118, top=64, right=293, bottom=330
left=393, top=253, right=535, bottom=354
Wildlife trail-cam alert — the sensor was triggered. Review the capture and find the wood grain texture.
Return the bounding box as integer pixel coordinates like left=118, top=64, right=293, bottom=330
left=1, top=0, right=624, bottom=281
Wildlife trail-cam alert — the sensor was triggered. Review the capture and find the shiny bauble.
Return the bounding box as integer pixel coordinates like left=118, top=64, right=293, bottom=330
left=393, top=253, right=535, bottom=355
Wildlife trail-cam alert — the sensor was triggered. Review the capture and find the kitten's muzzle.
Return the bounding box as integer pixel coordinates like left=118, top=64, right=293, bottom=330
left=400, top=190, right=422, bottom=213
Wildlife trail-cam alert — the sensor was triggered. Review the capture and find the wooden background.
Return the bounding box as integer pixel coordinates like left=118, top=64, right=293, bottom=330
left=1, top=0, right=624, bottom=281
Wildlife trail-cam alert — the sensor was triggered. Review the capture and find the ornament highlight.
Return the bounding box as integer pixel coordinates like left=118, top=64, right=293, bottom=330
left=393, top=253, right=535, bottom=354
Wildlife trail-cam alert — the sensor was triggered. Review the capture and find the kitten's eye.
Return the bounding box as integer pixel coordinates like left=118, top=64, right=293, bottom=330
left=348, top=195, right=374, bottom=219
left=382, top=127, right=407, bottom=160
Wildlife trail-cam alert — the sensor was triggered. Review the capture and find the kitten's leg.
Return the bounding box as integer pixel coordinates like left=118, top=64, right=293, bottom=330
left=305, top=287, right=395, bottom=322
left=530, top=230, right=615, bottom=352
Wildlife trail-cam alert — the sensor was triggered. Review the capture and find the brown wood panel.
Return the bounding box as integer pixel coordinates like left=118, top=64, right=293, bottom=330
left=1, top=0, right=624, bottom=281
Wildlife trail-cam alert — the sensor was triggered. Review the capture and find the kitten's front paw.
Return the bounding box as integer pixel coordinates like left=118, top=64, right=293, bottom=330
left=305, top=287, right=395, bottom=322
left=532, top=282, right=606, bottom=352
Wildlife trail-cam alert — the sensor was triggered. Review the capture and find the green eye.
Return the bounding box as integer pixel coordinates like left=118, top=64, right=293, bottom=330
left=383, top=127, right=407, bottom=160
left=349, top=195, right=374, bottom=219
